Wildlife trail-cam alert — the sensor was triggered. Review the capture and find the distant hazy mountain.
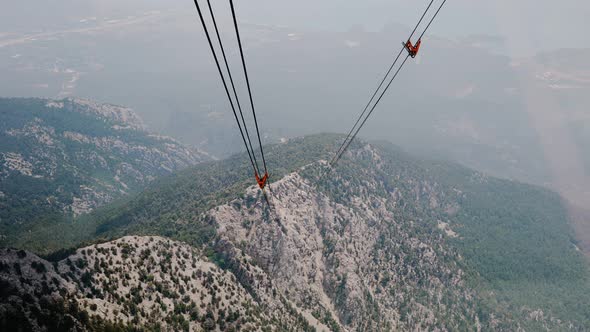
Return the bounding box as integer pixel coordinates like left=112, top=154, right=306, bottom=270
left=3, top=134, right=588, bottom=331
left=0, top=97, right=208, bottom=239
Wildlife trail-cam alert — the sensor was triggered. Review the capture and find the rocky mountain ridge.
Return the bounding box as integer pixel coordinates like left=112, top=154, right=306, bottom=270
left=212, top=170, right=477, bottom=331
left=1, top=135, right=588, bottom=331
left=0, top=236, right=328, bottom=331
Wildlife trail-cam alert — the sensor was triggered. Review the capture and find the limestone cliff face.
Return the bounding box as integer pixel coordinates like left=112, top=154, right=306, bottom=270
left=210, top=153, right=481, bottom=331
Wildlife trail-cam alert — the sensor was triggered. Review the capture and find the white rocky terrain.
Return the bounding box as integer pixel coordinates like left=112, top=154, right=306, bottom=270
left=211, top=168, right=478, bottom=331
left=0, top=236, right=325, bottom=331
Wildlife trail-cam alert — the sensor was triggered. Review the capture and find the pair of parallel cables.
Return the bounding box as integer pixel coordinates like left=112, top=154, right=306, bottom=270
left=192, top=0, right=270, bottom=190
left=329, top=0, right=448, bottom=167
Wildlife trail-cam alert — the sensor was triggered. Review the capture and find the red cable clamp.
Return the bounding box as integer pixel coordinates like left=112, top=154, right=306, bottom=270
left=255, top=172, right=269, bottom=190
left=404, top=38, right=421, bottom=58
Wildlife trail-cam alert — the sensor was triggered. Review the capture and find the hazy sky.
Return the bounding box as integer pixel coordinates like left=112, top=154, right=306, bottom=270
left=3, top=0, right=589, bottom=56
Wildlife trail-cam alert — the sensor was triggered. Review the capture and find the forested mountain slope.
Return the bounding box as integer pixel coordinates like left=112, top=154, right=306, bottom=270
left=0, top=237, right=321, bottom=331
left=2, top=134, right=589, bottom=331
left=0, top=98, right=207, bottom=242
